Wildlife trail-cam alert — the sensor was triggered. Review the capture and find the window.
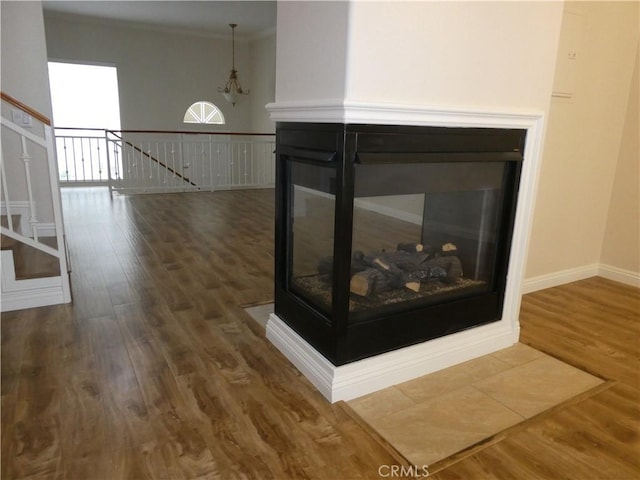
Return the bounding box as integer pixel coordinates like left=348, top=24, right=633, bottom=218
left=48, top=62, right=121, bottom=131
left=183, top=101, right=225, bottom=125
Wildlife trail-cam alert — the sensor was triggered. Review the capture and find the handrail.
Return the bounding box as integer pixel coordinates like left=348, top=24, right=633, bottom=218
left=1, top=91, right=51, bottom=126
left=109, top=129, right=274, bottom=136
left=107, top=130, right=199, bottom=189
left=55, top=127, right=275, bottom=137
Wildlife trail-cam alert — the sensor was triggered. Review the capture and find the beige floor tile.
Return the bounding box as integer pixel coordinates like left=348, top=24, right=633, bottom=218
left=490, top=343, right=546, bottom=366
left=244, top=303, right=273, bottom=328
left=369, top=386, right=523, bottom=466
left=346, top=347, right=604, bottom=466
left=396, top=354, right=512, bottom=403
left=473, top=355, right=603, bottom=418
left=349, top=387, right=416, bottom=419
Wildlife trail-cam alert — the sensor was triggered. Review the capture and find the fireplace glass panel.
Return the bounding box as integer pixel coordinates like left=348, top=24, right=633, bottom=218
left=289, top=161, right=336, bottom=314
left=349, top=161, right=507, bottom=318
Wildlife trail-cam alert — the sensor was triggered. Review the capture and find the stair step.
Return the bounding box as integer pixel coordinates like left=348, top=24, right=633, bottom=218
left=1, top=235, right=61, bottom=279
left=0, top=214, right=22, bottom=233
left=1, top=234, right=19, bottom=250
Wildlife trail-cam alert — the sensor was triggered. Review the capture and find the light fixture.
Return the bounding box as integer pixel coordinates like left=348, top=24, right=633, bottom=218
left=218, top=23, right=249, bottom=106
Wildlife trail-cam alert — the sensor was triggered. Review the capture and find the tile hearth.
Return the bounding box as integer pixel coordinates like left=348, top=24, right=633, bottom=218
left=346, top=343, right=605, bottom=469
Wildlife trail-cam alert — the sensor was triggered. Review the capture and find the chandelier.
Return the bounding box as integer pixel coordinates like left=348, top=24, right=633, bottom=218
left=218, top=23, right=249, bottom=106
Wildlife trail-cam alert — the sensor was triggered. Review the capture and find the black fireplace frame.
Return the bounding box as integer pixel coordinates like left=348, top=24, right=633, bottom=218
left=274, top=122, right=526, bottom=366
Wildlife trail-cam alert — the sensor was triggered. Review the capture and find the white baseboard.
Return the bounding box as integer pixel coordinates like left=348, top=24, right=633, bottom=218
left=35, top=223, right=56, bottom=237
left=1, top=280, right=69, bottom=312
left=266, top=313, right=517, bottom=403
left=521, top=264, right=600, bottom=294
left=522, top=263, right=640, bottom=293
left=598, top=264, right=640, bottom=288
left=1, top=250, right=71, bottom=312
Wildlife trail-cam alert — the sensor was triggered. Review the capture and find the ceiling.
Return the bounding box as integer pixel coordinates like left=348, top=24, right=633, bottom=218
left=41, top=1, right=277, bottom=38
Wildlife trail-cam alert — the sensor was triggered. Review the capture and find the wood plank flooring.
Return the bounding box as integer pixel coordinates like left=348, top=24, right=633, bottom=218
left=2, top=187, right=639, bottom=479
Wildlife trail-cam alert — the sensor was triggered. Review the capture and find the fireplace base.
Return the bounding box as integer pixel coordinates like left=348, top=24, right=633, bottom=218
left=266, top=312, right=517, bottom=403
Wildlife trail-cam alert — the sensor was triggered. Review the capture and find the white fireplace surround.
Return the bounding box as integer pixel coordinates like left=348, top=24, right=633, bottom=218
left=265, top=100, right=546, bottom=403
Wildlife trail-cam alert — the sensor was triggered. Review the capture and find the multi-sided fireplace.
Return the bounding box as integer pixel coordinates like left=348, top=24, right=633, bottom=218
left=274, top=122, right=526, bottom=366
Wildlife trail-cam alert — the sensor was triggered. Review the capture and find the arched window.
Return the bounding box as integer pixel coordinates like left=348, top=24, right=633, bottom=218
left=183, top=101, right=225, bottom=124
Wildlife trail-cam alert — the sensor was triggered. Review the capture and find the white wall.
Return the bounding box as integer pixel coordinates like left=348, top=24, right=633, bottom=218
left=526, top=1, right=639, bottom=280
left=275, top=1, right=350, bottom=103
left=275, top=1, right=563, bottom=110
left=249, top=31, right=276, bottom=133
left=43, top=13, right=254, bottom=132
left=345, top=1, right=563, bottom=110
left=1, top=2, right=53, bottom=118
left=1, top=1, right=55, bottom=224
left=600, top=44, right=639, bottom=275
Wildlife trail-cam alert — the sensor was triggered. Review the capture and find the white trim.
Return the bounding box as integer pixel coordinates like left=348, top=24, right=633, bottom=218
left=267, top=313, right=517, bottom=403
left=1, top=280, right=68, bottom=312
left=521, top=263, right=640, bottom=293
left=266, top=99, right=543, bottom=129
left=599, top=264, right=639, bottom=288
left=1, top=250, right=69, bottom=312
left=521, top=264, right=599, bottom=294
left=43, top=125, right=71, bottom=304
left=598, top=264, right=640, bottom=288
left=34, top=222, right=56, bottom=237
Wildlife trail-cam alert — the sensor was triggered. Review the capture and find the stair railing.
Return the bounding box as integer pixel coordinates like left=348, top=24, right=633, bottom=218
left=54, top=128, right=276, bottom=195
left=106, top=129, right=200, bottom=192
left=54, top=127, right=111, bottom=185
left=1, top=92, right=72, bottom=304
left=105, top=129, right=275, bottom=195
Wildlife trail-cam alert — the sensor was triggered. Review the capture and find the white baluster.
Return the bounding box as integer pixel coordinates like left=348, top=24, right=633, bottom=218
left=62, top=137, right=70, bottom=180
left=243, top=143, right=248, bottom=186
left=79, top=136, right=86, bottom=180
left=0, top=147, right=14, bottom=231
left=170, top=144, right=176, bottom=186
left=228, top=143, right=233, bottom=187
left=104, top=131, right=113, bottom=195
left=216, top=144, right=221, bottom=187
left=20, top=135, right=38, bottom=241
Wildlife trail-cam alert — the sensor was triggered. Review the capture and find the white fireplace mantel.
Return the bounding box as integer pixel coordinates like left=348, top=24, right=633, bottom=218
left=265, top=100, right=546, bottom=403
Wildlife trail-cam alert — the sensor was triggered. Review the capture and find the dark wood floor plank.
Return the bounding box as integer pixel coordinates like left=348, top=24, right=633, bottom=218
left=7, top=308, right=65, bottom=479
left=56, top=310, right=110, bottom=480
left=1, top=310, right=37, bottom=480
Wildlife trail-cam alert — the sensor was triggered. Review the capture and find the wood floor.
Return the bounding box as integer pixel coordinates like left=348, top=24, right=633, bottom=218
left=2, top=187, right=639, bottom=479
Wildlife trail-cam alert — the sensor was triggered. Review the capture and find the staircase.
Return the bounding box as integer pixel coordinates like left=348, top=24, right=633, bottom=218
left=1, top=92, right=72, bottom=312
